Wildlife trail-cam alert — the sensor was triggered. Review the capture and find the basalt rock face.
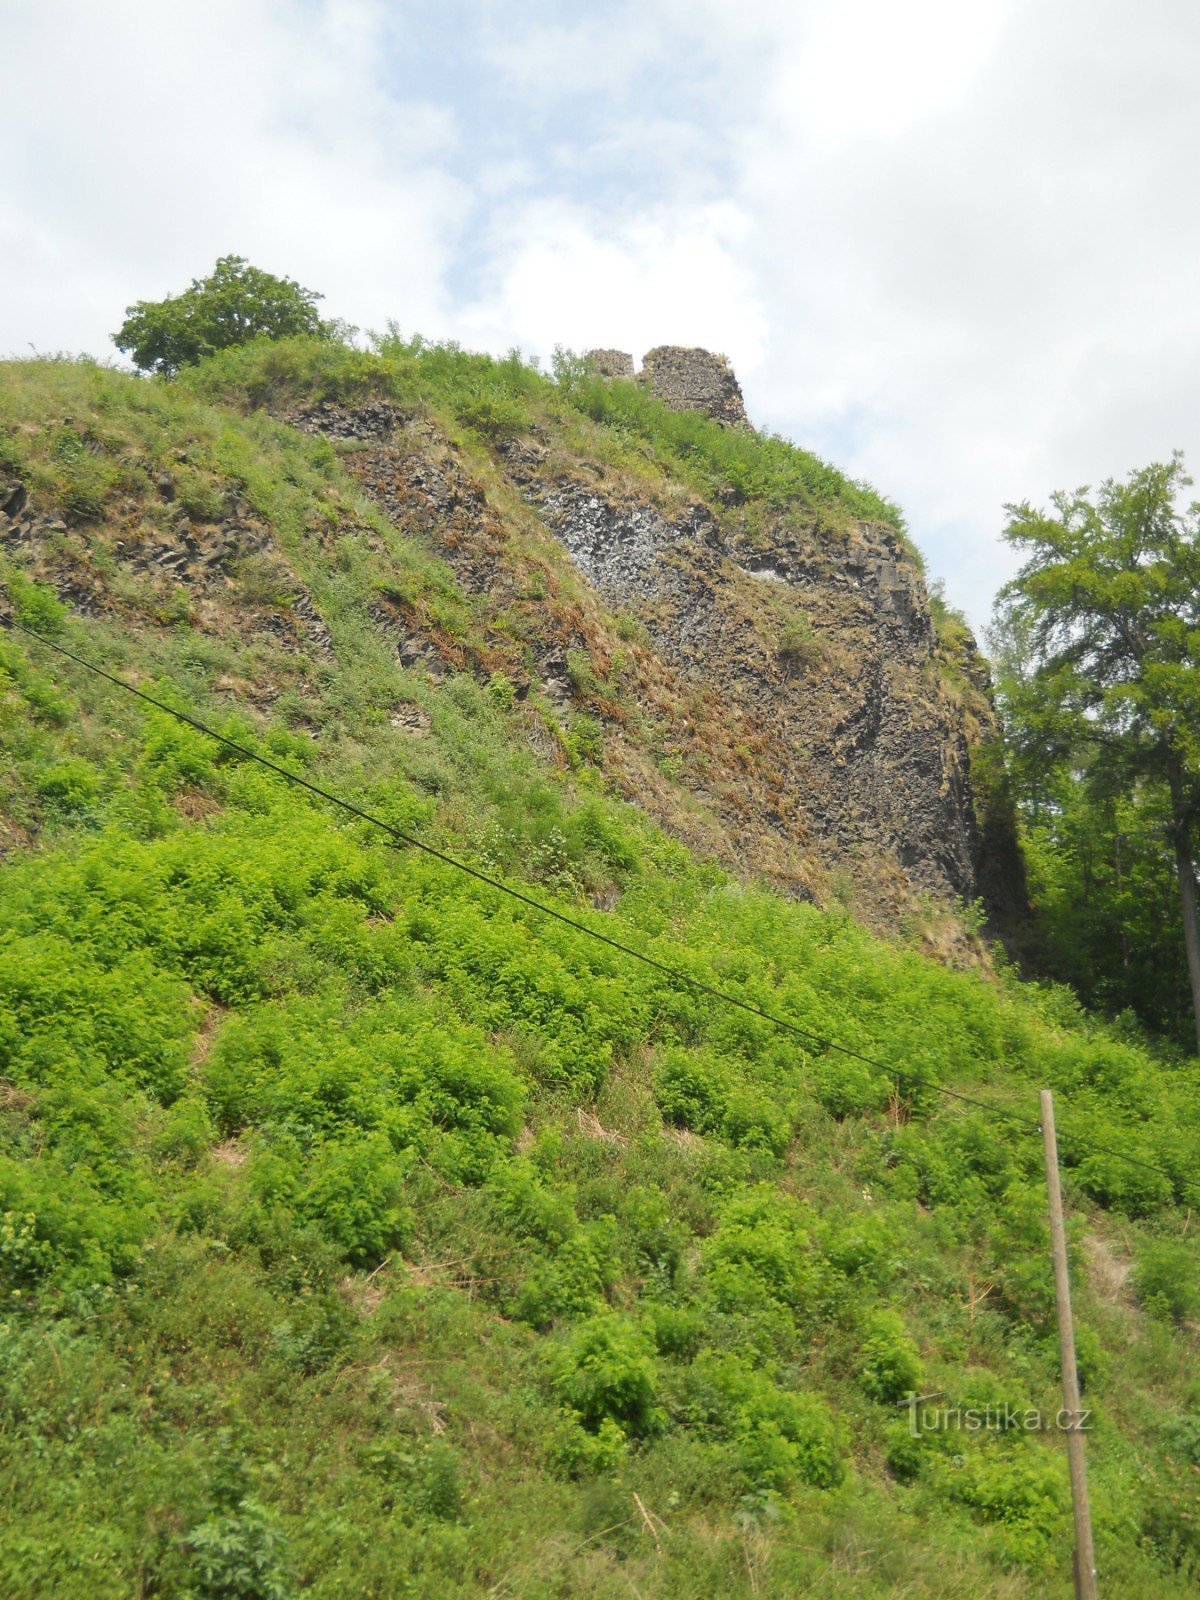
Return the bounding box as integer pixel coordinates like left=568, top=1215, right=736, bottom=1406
left=282, top=398, right=1022, bottom=924
left=517, top=467, right=1000, bottom=908
left=0, top=476, right=333, bottom=660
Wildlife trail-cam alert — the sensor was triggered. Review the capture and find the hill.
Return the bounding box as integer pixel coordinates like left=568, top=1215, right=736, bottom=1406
left=0, top=344, right=1197, bottom=1598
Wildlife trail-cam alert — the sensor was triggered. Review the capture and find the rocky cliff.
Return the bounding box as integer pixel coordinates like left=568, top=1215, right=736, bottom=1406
left=285, top=369, right=1023, bottom=936
left=0, top=342, right=1024, bottom=942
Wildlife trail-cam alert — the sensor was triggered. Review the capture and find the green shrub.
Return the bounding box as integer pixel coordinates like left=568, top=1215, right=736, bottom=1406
left=1134, top=1237, right=1200, bottom=1324
left=181, top=1443, right=294, bottom=1600
left=731, top=1391, right=844, bottom=1494
left=0, top=1210, right=55, bottom=1300
left=290, top=1133, right=412, bottom=1267
left=1140, top=1455, right=1200, bottom=1577
left=648, top=1304, right=705, bottom=1361
left=1164, top=1413, right=1200, bottom=1467
left=702, top=1188, right=817, bottom=1314
left=551, top=1314, right=661, bottom=1438
left=777, top=611, right=818, bottom=670
left=34, top=758, right=101, bottom=814
left=455, top=391, right=530, bottom=440
left=0, top=1152, right=155, bottom=1298
left=485, top=671, right=516, bottom=710
left=720, top=1087, right=789, bottom=1156
left=621, top=1187, right=686, bottom=1289
left=516, top=1225, right=615, bottom=1327
left=680, top=1353, right=844, bottom=1493
left=152, top=1097, right=219, bottom=1166
left=548, top=1414, right=628, bottom=1479
left=941, top=1442, right=1068, bottom=1568
left=858, top=1308, right=922, bottom=1403
left=8, top=575, right=67, bottom=635
left=654, top=1050, right=728, bottom=1134
left=183, top=1500, right=293, bottom=1600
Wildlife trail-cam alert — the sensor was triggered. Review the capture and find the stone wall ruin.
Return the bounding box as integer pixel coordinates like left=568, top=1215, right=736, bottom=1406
left=584, top=345, right=749, bottom=427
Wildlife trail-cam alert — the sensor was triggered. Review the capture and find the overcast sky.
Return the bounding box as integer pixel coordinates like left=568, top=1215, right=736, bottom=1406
left=4, top=0, right=1197, bottom=628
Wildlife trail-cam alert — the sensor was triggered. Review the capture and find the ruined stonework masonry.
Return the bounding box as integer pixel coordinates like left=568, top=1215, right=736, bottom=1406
left=584, top=345, right=749, bottom=427
left=638, top=346, right=748, bottom=427
left=585, top=349, right=636, bottom=380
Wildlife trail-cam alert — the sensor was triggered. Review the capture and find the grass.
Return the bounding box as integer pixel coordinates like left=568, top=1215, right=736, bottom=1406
left=0, top=353, right=1197, bottom=1597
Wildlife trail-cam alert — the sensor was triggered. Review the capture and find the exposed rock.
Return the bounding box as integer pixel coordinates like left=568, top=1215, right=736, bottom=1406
left=290, top=398, right=411, bottom=443
left=285, top=399, right=1025, bottom=927
left=389, top=703, right=432, bottom=735
left=6, top=485, right=332, bottom=655
left=523, top=471, right=1017, bottom=913
left=2, top=483, right=28, bottom=519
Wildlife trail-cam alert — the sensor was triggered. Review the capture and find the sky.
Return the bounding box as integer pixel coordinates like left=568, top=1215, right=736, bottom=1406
left=3, top=0, right=1198, bottom=630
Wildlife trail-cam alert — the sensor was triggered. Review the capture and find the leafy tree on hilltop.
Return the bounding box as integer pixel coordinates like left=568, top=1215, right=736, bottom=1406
left=993, top=455, right=1200, bottom=1049
left=113, top=255, right=327, bottom=376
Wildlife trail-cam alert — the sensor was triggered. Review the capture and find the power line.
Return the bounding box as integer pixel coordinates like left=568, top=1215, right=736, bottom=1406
left=7, top=617, right=1186, bottom=1191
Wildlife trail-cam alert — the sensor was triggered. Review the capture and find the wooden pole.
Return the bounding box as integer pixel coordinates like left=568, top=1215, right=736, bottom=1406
left=1040, top=1089, right=1098, bottom=1600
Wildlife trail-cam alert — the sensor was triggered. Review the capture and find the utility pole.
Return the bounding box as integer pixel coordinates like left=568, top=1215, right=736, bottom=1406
left=1040, top=1089, right=1098, bottom=1600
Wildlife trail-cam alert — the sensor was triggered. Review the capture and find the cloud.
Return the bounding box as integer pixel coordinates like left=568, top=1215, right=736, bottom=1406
left=0, top=0, right=466, bottom=354
left=4, top=0, right=1199, bottom=628
left=456, top=198, right=767, bottom=368
left=670, top=0, right=1200, bottom=621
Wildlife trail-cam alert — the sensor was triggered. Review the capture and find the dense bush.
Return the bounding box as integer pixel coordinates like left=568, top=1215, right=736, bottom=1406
left=1134, top=1237, right=1200, bottom=1324
left=552, top=1314, right=662, bottom=1439
left=0, top=354, right=1198, bottom=1598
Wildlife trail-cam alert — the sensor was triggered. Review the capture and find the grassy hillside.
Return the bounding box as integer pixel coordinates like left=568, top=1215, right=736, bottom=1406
left=0, top=352, right=1198, bottom=1599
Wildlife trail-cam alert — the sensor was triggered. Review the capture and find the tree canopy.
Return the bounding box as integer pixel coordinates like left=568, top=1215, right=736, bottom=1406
left=113, top=256, right=326, bottom=376
left=993, top=455, right=1200, bottom=1048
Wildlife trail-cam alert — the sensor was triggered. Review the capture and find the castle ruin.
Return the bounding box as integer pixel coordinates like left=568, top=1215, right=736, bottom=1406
left=585, top=345, right=748, bottom=428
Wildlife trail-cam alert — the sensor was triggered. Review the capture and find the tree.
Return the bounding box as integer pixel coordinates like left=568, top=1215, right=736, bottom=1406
left=993, top=455, right=1200, bottom=1049
left=113, top=255, right=326, bottom=376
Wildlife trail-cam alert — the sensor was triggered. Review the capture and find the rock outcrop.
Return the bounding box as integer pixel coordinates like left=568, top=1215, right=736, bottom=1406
left=518, top=471, right=989, bottom=905
left=270, top=395, right=1026, bottom=929
left=5, top=372, right=1021, bottom=936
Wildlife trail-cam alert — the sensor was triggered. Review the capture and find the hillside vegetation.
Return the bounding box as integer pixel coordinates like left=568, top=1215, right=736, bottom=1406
left=0, top=349, right=1198, bottom=1599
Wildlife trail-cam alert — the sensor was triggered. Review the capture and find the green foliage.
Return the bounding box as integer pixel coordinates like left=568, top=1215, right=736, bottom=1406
left=8, top=575, right=68, bottom=634
left=1139, top=1455, right=1200, bottom=1580
left=289, top=1133, right=412, bottom=1268
left=777, top=610, right=818, bottom=670
left=183, top=1500, right=292, bottom=1600
left=0, top=355, right=1199, bottom=1598
left=993, top=455, right=1200, bottom=1046
left=114, top=256, right=327, bottom=376
left=33, top=757, right=102, bottom=814
left=857, top=1308, right=922, bottom=1402
left=941, top=1442, right=1069, bottom=1567
left=552, top=1314, right=662, bottom=1439
left=680, top=1353, right=845, bottom=1493
left=1133, top=1237, right=1200, bottom=1324
left=181, top=1442, right=293, bottom=1600
left=703, top=1189, right=817, bottom=1314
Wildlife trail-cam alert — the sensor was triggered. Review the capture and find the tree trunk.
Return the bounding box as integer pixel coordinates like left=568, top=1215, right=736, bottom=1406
left=1166, top=757, right=1200, bottom=1053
